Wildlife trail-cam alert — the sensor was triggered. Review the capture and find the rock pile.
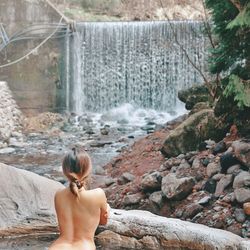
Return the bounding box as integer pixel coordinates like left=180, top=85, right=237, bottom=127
left=0, top=81, right=23, bottom=148
left=104, top=138, right=250, bottom=238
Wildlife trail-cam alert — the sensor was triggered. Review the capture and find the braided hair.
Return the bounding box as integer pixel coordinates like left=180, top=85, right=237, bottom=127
left=62, top=148, right=92, bottom=198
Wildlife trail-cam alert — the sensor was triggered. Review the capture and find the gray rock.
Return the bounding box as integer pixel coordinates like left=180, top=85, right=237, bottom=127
left=0, top=163, right=63, bottom=235
left=233, top=171, right=250, bottom=189
left=227, top=164, right=241, bottom=174
left=192, top=157, right=201, bottom=169
left=234, top=188, right=250, bottom=203
left=182, top=203, right=203, bottom=219
left=161, top=109, right=223, bottom=157
left=149, top=191, right=163, bottom=207
left=100, top=127, right=110, bottom=135
left=234, top=208, right=246, bottom=223
left=197, top=195, right=211, bottom=205
left=214, top=174, right=233, bottom=197
left=212, top=173, right=225, bottom=181
left=213, top=140, right=226, bottom=154
left=105, top=177, right=116, bottom=187
left=96, top=209, right=250, bottom=250
left=0, top=147, right=15, bottom=154
left=94, top=165, right=106, bottom=175
left=232, top=140, right=250, bottom=168
left=8, top=137, right=25, bottom=148
left=123, top=193, right=144, bottom=206
left=141, top=171, right=162, bottom=191
left=161, top=173, right=195, bottom=200
left=206, top=162, right=221, bottom=177
left=221, top=192, right=236, bottom=203
left=122, top=172, right=135, bottom=183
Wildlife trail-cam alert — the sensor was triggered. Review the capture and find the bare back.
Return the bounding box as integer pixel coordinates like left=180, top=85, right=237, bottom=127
left=49, top=187, right=108, bottom=250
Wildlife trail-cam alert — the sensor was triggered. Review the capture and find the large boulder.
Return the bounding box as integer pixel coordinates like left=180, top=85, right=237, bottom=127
left=178, top=85, right=212, bottom=110
left=96, top=209, right=250, bottom=250
left=232, top=140, right=250, bottom=169
left=161, top=109, right=224, bottom=157
left=0, top=163, right=63, bottom=236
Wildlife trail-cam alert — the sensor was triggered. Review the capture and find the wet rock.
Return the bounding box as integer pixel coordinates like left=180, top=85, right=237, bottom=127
left=220, top=152, right=239, bottom=174
left=243, top=202, right=250, bottom=216
left=213, top=141, right=227, bottom=155
left=182, top=203, right=204, bottom=219
left=141, top=171, right=162, bottom=191
left=203, top=179, right=217, bottom=193
left=100, top=126, right=110, bottom=135
left=11, top=131, right=23, bottom=138
left=233, top=171, right=250, bottom=189
left=0, top=142, right=7, bottom=148
left=227, top=164, right=241, bottom=174
left=85, top=127, right=95, bottom=135
left=178, top=85, right=212, bottom=110
left=123, top=193, right=144, bottom=206
left=0, top=147, right=15, bottom=154
left=206, top=162, right=221, bottom=177
left=232, top=140, right=250, bottom=168
left=90, top=141, right=112, bottom=147
left=161, top=173, right=195, bottom=200
left=234, top=188, right=250, bottom=203
left=234, top=208, right=246, bottom=223
left=149, top=191, right=163, bottom=207
left=117, top=119, right=129, bottom=125
left=8, top=137, right=25, bottom=148
left=161, top=109, right=223, bottom=157
left=214, top=174, right=233, bottom=198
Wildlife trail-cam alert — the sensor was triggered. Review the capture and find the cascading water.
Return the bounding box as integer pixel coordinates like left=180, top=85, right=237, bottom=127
left=68, top=21, right=208, bottom=114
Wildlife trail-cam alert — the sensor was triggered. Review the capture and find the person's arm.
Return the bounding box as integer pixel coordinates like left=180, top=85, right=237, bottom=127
left=98, top=189, right=110, bottom=225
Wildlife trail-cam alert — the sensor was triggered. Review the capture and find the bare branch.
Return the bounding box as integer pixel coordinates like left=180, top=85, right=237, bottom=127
left=158, top=0, right=215, bottom=98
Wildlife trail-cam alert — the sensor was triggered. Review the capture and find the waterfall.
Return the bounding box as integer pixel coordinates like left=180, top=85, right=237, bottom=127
left=69, top=21, right=208, bottom=114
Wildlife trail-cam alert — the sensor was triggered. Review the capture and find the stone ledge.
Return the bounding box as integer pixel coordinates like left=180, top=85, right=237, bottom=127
left=97, top=209, right=250, bottom=250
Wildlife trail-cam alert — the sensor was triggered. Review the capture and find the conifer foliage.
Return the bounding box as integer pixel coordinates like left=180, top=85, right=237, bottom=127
left=205, top=0, right=250, bottom=108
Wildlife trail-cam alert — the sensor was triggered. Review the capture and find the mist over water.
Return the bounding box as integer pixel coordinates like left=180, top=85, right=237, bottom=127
left=67, top=21, right=208, bottom=123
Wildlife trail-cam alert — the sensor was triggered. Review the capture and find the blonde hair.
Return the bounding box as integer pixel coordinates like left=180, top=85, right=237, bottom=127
left=62, top=148, right=92, bottom=198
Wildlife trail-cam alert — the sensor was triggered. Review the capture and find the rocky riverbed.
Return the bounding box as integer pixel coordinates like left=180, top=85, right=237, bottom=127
left=0, top=101, right=250, bottom=249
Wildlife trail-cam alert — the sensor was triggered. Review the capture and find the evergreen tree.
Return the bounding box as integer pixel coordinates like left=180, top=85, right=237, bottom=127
left=205, top=0, right=250, bottom=108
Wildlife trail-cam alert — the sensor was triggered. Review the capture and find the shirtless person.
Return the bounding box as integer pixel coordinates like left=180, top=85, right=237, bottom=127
left=49, top=149, right=110, bottom=250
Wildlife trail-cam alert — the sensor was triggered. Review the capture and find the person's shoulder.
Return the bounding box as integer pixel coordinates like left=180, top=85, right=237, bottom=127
left=54, top=188, right=66, bottom=201
left=88, top=188, right=106, bottom=196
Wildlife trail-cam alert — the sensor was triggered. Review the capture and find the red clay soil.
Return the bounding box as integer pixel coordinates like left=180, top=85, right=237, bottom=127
left=105, top=130, right=167, bottom=178
left=102, top=118, right=185, bottom=207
